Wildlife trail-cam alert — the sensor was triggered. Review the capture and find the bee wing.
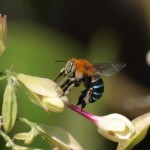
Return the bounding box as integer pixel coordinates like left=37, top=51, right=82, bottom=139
left=93, top=62, right=126, bottom=77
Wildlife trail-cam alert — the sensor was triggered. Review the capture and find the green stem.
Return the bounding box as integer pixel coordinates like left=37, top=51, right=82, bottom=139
left=19, top=118, right=35, bottom=128
left=0, top=129, right=14, bottom=147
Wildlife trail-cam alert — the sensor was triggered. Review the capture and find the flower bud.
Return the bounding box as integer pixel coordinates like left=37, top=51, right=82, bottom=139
left=117, top=112, right=150, bottom=150
left=17, top=74, right=68, bottom=112
left=14, top=128, right=37, bottom=145
left=95, top=114, right=136, bottom=142
left=42, top=97, right=65, bottom=112
left=2, top=78, right=17, bottom=133
left=0, top=14, right=8, bottom=56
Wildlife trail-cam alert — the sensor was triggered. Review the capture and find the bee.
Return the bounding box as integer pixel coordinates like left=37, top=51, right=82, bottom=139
left=55, top=58, right=126, bottom=109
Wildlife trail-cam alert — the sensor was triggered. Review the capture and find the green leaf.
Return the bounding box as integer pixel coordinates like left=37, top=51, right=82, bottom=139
left=2, top=78, right=17, bottom=133
left=117, top=113, right=150, bottom=150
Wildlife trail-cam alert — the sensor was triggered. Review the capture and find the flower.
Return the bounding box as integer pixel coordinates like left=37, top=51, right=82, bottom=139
left=0, top=14, right=8, bottom=56
left=13, top=128, right=38, bottom=145
left=17, top=74, right=69, bottom=112
left=2, top=78, right=17, bottom=133
left=117, top=112, right=150, bottom=150
left=19, top=118, right=84, bottom=150
left=95, top=114, right=136, bottom=142
left=68, top=105, right=136, bottom=142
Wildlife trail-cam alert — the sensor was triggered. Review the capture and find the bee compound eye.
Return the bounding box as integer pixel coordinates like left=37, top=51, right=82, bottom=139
left=65, top=61, right=73, bottom=72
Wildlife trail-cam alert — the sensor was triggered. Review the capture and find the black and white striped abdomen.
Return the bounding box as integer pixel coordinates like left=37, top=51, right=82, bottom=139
left=90, top=76, right=104, bottom=103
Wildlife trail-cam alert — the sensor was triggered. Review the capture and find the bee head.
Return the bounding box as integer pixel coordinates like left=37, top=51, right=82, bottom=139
left=65, top=59, right=76, bottom=77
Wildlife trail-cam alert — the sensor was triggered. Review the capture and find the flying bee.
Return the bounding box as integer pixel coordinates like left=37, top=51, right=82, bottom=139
left=55, top=58, right=126, bottom=109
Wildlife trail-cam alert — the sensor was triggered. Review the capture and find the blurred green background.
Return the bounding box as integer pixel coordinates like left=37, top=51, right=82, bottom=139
left=0, top=0, right=150, bottom=149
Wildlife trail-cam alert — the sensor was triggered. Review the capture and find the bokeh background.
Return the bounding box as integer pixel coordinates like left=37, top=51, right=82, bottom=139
left=0, top=0, right=150, bottom=149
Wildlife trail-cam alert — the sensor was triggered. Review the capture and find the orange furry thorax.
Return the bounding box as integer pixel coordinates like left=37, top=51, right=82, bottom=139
left=69, top=58, right=95, bottom=76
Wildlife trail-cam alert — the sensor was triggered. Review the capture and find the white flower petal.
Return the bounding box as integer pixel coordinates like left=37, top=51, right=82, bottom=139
left=96, top=113, right=136, bottom=142
left=43, top=97, right=64, bottom=112
left=117, top=112, right=150, bottom=150
left=17, top=74, right=69, bottom=112
left=17, top=74, right=63, bottom=97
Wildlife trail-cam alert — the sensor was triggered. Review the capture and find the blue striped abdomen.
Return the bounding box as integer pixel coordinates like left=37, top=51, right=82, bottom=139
left=90, top=77, right=104, bottom=103
left=77, top=75, right=104, bottom=109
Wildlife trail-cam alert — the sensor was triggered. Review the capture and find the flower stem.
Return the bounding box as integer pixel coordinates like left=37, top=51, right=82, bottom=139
left=68, top=105, right=98, bottom=123
left=0, top=130, right=14, bottom=147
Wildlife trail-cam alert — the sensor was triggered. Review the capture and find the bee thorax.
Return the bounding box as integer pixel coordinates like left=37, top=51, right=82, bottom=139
left=75, top=71, right=84, bottom=80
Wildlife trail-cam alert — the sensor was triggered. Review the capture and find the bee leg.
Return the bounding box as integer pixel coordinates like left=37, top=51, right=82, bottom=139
left=76, top=93, right=87, bottom=109
left=76, top=89, right=87, bottom=106
left=60, top=77, right=70, bottom=88
left=77, top=88, right=93, bottom=109
left=57, top=76, right=72, bottom=90
left=74, top=81, right=81, bottom=87
left=54, top=68, right=65, bottom=82
left=81, top=102, right=87, bottom=109
left=62, top=80, right=81, bottom=96
left=63, top=81, right=75, bottom=95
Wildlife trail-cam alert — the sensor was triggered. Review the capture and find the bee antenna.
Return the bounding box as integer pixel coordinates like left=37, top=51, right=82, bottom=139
left=55, top=60, right=67, bottom=63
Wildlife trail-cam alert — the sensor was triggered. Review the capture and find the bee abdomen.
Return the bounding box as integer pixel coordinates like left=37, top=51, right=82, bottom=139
left=90, top=77, right=104, bottom=103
